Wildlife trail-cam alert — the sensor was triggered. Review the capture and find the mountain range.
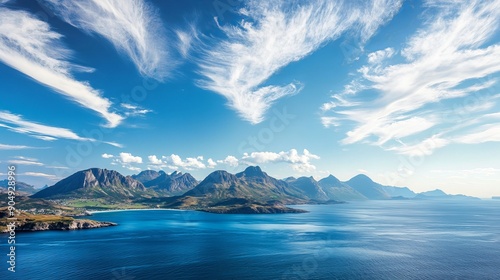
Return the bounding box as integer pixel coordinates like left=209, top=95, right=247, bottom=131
left=25, top=166, right=478, bottom=213
left=31, top=168, right=153, bottom=201
left=132, top=170, right=198, bottom=195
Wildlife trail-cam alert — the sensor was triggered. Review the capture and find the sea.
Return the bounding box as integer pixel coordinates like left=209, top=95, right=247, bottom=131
left=1, top=200, right=500, bottom=280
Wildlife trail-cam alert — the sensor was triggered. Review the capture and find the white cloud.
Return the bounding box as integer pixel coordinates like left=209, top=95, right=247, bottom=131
left=164, top=154, right=206, bottom=170
left=42, top=0, right=173, bottom=80
left=242, top=149, right=320, bottom=172
left=102, top=152, right=143, bottom=171
left=0, top=143, right=38, bottom=150
left=46, top=165, right=69, bottom=169
left=217, top=155, right=239, bottom=167
left=0, top=111, right=119, bottom=146
left=207, top=158, right=217, bottom=168
left=0, top=8, right=123, bottom=127
left=119, top=152, right=143, bottom=164
left=322, top=0, right=500, bottom=154
left=148, top=155, right=163, bottom=165
left=198, top=0, right=402, bottom=124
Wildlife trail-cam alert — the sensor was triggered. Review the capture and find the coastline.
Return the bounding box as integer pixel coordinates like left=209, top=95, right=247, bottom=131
left=87, top=208, right=189, bottom=214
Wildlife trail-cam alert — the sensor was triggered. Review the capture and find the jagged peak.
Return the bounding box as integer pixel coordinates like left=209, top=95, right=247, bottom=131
left=239, top=166, right=265, bottom=177
left=295, top=176, right=318, bottom=184
left=204, top=170, right=237, bottom=183
left=170, top=171, right=182, bottom=176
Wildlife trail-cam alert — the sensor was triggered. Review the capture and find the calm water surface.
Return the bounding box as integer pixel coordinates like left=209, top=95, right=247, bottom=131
left=1, top=200, right=500, bottom=279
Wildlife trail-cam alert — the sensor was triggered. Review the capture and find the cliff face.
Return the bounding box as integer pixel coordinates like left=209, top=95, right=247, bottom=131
left=11, top=219, right=116, bottom=232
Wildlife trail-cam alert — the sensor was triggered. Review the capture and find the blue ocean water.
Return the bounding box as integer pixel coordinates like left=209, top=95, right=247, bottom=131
left=1, top=200, right=500, bottom=280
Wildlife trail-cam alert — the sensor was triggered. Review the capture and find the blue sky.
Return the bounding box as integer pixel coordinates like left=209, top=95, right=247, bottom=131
left=1, top=0, right=499, bottom=197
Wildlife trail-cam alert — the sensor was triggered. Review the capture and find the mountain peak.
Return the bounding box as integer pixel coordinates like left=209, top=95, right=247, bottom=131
left=348, top=174, right=374, bottom=184
left=171, top=171, right=182, bottom=176
left=204, top=170, right=237, bottom=184
left=320, top=174, right=341, bottom=184
left=242, top=166, right=264, bottom=177
left=32, top=168, right=146, bottom=199
left=420, top=189, right=447, bottom=197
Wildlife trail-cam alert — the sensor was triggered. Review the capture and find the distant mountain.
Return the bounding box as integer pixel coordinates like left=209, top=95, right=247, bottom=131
left=236, top=166, right=306, bottom=199
left=318, top=175, right=366, bottom=201
left=32, top=168, right=152, bottom=200
left=0, top=179, right=38, bottom=195
left=183, top=166, right=307, bottom=205
left=415, top=189, right=479, bottom=200
left=134, top=170, right=198, bottom=196
left=418, top=189, right=448, bottom=197
left=285, top=176, right=329, bottom=201
left=381, top=186, right=416, bottom=198
left=346, top=174, right=391, bottom=200
left=132, top=170, right=163, bottom=183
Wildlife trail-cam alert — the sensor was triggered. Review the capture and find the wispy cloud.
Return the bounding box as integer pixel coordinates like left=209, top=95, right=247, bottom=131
left=322, top=0, right=500, bottom=155
left=0, top=7, right=123, bottom=127
left=9, top=156, right=43, bottom=166
left=198, top=0, right=402, bottom=124
left=121, top=103, right=153, bottom=117
left=0, top=143, right=39, bottom=150
left=454, top=124, right=500, bottom=144
left=20, top=172, right=59, bottom=180
left=431, top=168, right=500, bottom=179
left=42, top=0, right=173, bottom=80
left=0, top=111, right=121, bottom=146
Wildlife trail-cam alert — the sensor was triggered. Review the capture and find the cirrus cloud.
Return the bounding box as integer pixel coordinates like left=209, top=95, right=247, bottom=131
left=198, top=0, right=402, bottom=124
left=322, top=0, right=500, bottom=156
left=0, top=7, right=123, bottom=127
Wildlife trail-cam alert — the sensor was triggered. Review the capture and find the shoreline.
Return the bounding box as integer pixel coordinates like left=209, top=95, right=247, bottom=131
left=87, top=208, right=189, bottom=214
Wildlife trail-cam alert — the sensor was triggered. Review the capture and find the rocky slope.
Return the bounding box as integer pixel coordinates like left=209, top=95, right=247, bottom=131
left=318, top=175, right=367, bottom=201
left=136, top=170, right=198, bottom=195
left=32, top=168, right=152, bottom=200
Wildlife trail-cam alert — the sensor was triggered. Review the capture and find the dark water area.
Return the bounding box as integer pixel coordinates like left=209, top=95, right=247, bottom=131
left=2, top=200, right=500, bottom=279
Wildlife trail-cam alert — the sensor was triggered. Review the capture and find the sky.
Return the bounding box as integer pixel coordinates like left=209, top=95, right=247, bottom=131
left=0, top=0, right=499, bottom=198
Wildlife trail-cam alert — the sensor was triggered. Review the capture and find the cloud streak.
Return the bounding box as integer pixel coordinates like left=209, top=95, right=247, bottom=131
left=0, top=143, right=39, bottom=150
left=0, top=111, right=120, bottom=146
left=322, top=0, right=500, bottom=155
left=0, top=7, right=123, bottom=127
left=42, top=0, right=173, bottom=80
left=198, top=0, right=402, bottom=124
